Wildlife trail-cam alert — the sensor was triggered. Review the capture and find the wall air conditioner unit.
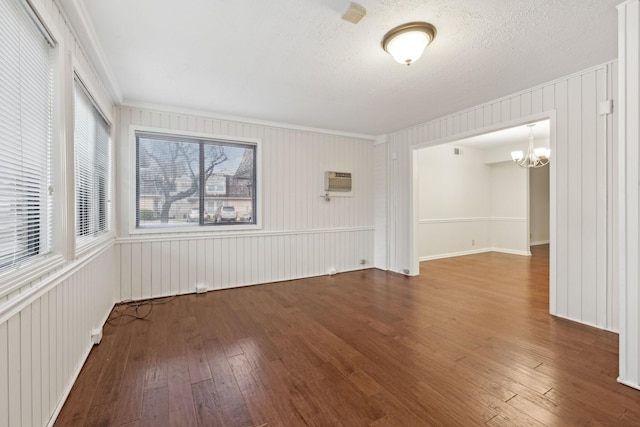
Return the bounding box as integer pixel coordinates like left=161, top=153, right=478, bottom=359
left=325, top=171, right=352, bottom=192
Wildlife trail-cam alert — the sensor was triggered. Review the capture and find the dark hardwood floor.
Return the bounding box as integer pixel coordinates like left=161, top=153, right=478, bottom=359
left=56, top=245, right=640, bottom=426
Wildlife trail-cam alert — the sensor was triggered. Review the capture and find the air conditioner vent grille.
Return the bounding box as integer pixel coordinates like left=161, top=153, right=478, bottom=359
left=325, top=171, right=352, bottom=192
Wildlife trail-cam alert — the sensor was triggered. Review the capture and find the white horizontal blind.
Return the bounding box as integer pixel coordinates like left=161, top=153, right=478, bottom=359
left=74, top=79, right=111, bottom=241
left=0, top=0, right=53, bottom=274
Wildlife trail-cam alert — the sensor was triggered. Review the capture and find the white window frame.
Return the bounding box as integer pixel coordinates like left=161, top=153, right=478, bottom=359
left=129, top=125, right=262, bottom=235
left=0, top=0, right=66, bottom=295
left=70, top=59, right=114, bottom=256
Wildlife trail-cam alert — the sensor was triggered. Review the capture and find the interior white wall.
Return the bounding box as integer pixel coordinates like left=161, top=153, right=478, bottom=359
left=384, top=61, right=617, bottom=333
left=489, top=162, right=529, bottom=254
left=530, top=166, right=551, bottom=244
left=417, top=145, right=529, bottom=260
left=417, top=144, right=491, bottom=259
left=115, top=106, right=375, bottom=300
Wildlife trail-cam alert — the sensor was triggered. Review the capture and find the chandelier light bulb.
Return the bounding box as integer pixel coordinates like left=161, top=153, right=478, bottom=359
left=511, top=124, right=550, bottom=168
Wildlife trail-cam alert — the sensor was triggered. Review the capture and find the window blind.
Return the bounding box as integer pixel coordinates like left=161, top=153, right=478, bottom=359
left=0, top=0, right=53, bottom=274
left=74, top=79, right=111, bottom=241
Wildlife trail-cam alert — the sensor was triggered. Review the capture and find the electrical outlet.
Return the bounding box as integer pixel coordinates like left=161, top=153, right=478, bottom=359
left=472, top=239, right=475, bottom=246
left=360, top=259, right=366, bottom=265
left=91, top=328, right=103, bottom=345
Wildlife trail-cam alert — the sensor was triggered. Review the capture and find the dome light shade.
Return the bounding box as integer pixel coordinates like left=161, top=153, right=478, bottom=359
left=382, top=22, right=436, bottom=65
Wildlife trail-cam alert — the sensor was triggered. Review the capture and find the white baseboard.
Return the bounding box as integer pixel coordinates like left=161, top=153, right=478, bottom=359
left=492, top=247, right=531, bottom=256
left=530, top=240, right=550, bottom=246
left=420, top=248, right=492, bottom=261
left=617, top=377, right=640, bottom=391
left=420, top=247, right=531, bottom=261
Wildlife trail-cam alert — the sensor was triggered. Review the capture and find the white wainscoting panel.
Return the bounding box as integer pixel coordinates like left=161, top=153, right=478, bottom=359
left=0, top=245, right=115, bottom=427
left=383, top=62, right=618, bottom=332
left=116, top=228, right=373, bottom=299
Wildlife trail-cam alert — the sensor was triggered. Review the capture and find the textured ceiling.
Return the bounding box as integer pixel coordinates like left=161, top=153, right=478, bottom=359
left=76, top=0, right=619, bottom=136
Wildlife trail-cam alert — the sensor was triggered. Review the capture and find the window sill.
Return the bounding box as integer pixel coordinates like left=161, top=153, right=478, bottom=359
left=129, top=222, right=261, bottom=236
left=75, top=232, right=116, bottom=259
left=0, top=254, right=66, bottom=300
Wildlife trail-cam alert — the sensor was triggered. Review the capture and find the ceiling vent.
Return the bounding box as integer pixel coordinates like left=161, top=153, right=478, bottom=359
left=341, top=2, right=366, bottom=24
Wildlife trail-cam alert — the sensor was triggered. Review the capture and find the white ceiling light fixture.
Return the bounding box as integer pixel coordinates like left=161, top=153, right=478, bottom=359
left=511, top=124, right=550, bottom=168
left=382, top=22, right=437, bottom=66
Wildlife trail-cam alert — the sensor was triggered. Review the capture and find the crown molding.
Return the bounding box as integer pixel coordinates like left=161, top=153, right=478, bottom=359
left=56, top=0, right=123, bottom=104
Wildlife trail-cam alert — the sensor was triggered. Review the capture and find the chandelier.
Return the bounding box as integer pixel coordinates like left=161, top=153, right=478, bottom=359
left=511, top=124, right=550, bottom=168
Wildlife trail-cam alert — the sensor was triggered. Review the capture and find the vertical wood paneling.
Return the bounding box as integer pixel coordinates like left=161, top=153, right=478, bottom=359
left=567, top=75, right=584, bottom=320
left=31, top=299, right=42, bottom=426
left=47, top=288, right=57, bottom=418
left=0, top=322, right=7, bottom=427
left=374, top=143, right=387, bottom=269
left=188, top=240, right=197, bottom=292
left=20, top=306, right=33, bottom=427
left=618, top=0, right=640, bottom=390
left=131, top=243, right=142, bottom=300
left=205, top=239, right=214, bottom=290
left=385, top=62, right=617, bottom=334
left=39, top=293, right=50, bottom=423
left=554, top=79, right=570, bottom=317
left=1, top=247, right=116, bottom=427
left=170, top=241, right=180, bottom=295
left=581, top=71, right=599, bottom=325
left=521, top=92, right=532, bottom=117
left=141, top=242, right=152, bottom=299
left=8, top=317, right=20, bottom=427
left=596, top=67, right=608, bottom=328
left=180, top=240, right=190, bottom=294
left=531, top=88, right=543, bottom=114
left=151, top=241, right=162, bottom=296
left=609, top=60, right=619, bottom=332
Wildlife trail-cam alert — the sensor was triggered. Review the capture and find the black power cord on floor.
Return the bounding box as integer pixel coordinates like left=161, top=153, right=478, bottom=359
left=106, top=295, right=177, bottom=325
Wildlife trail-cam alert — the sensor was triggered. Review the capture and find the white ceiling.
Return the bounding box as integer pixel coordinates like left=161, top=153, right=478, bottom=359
left=454, top=119, right=550, bottom=151
left=70, top=0, right=619, bottom=136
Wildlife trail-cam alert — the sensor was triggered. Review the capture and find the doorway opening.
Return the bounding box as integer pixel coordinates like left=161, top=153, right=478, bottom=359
left=410, top=117, right=553, bottom=298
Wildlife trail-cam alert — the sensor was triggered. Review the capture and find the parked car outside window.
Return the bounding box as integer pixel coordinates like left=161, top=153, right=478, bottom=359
left=186, top=207, right=211, bottom=222
left=215, top=206, right=237, bottom=222
left=186, top=207, right=199, bottom=222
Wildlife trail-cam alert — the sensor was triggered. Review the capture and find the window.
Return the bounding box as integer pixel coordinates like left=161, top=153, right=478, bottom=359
left=0, top=0, right=54, bottom=274
left=136, top=131, right=257, bottom=228
left=74, top=78, right=111, bottom=241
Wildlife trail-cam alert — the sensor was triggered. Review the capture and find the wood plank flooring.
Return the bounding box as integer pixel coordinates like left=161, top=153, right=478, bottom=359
left=55, top=245, right=640, bottom=426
